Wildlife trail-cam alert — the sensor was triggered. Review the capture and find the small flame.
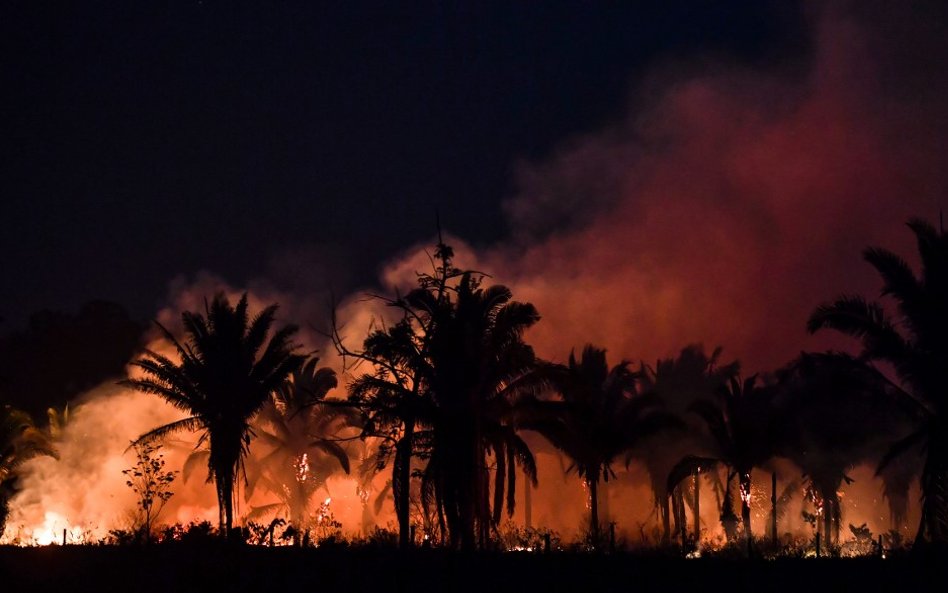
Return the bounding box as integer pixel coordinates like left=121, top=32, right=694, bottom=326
left=295, top=453, right=310, bottom=484
left=740, top=483, right=752, bottom=506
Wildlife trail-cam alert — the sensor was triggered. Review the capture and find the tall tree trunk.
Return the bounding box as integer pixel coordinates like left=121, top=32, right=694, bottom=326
left=479, top=460, right=491, bottom=549
left=693, top=468, right=700, bottom=544
left=290, top=477, right=304, bottom=547
left=290, top=495, right=301, bottom=547
left=217, top=492, right=226, bottom=537
left=395, top=418, right=414, bottom=549
left=524, top=468, right=532, bottom=529
left=721, top=472, right=739, bottom=542
left=457, top=437, right=478, bottom=551
left=740, top=470, right=752, bottom=547
left=221, top=478, right=234, bottom=539
left=828, top=487, right=842, bottom=549
left=661, top=493, right=671, bottom=543
left=600, top=479, right=611, bottom=528
left=673, top=489, right=686, bottom=545
left=589, top=471, right=600, bottom=547
left=771, top=471, right=778, bottom=546
left=918, top=450, right=948, bottom=546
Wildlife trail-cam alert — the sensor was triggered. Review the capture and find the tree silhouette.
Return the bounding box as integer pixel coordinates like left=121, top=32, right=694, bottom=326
left=248, top=356, right=359, bottom=545
left=419, top=266, right=541, bottom=550
left=667, top=374, right=779, bottom=547
left=776, top=353, right=916, bottom=548
left=0, top=301, right=144, bottom=419
left=1, top=406, right=55, bottom=535
left=124, top=293, right=304, bottom=538
left=122, top=441, right=177, bottom=543
left=335, top=240, right=540, bottom=550
left=330, top=244, right=453, bottom=548
left=518, top=345, right=673, bottom=547
left=634, top=345, right=738, bottom=543
left=808, top=218, right=948, bottom=546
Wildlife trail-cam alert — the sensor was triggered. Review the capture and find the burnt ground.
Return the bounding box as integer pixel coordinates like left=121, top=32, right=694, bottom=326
left=0, top=546, right=943, bottom=593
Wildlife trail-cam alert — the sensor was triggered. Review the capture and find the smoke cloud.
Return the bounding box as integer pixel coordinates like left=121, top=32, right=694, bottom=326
left=487, top=2, right=947, bottom=372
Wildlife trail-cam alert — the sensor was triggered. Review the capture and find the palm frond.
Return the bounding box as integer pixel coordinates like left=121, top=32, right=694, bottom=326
left=309, top=439, right=352, bottom=474
left=132, top=416, right=204, bottom=447
left=876, top=428, right=927, bottom=475
left=667, top=455, right=720, bottom=494
left=182, top=449, right=211, bottom=483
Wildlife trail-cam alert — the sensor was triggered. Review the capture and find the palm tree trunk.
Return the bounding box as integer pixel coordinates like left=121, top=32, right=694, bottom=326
left=693, top=468, right=700, bottom=544
left=219, top=477, right=234, bottom=539
left=457, top=438, right=478, bottom=551
left=721, top=472, right=739, bottom=542
left=600, top=479, right=611, bottom=528
left=482, top=461, right=492, bottom=548
left=673, top=489, right=686, bottom=545
left=218, top=495, right=225, bottom=537
left=771, top=471, right=778, bottom=546
left=661, top=493, right=671, bottom=543
left=740, top=470, right=752, bottom=547
left=395, top=418, right=414, bottom=549
left=589, top=473, right=600, bottom=547
left=290, top=493, right=302, bottom=547
left=524, top=467, right=532, bottom=529
left=918, top=449, right=948, bottom=546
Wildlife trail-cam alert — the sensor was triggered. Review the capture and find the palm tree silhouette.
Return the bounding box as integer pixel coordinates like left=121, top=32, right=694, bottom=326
left=777, top=353, right=915, bottom=549
left=808, top=218, right=948, bottom=546
left=124, top=293, right=304, bottom=538
left=1, top=406, right=56, bottom=535
left=634, top=345, right=738, bottom=543
left=421, top=269, right=541, bottom=550
left=518, top=345, right=672, bottom=548
left=248, top=356, right=358, bottom=545
left=334, top=241, right=540, bottom=550
left=667, top=374, right=778, bottom=548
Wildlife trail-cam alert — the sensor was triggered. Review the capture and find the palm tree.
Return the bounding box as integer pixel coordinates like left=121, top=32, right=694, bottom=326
left=1, top=406, right=56, bottom=535
left=124, top=293, right=304, bottom=537
left=334, top=241, right=540, bottom=550
left=776, top=353, right=916, bottom=548
left=807, top=218, right=948, bottom=546
left=248, top=356, right=359, bottom=545
left=634, top=345, right=738, bottom=542
left=420, top=269, right=541, bottom=550
left=518, top=345, right=672, bottom=547
left=668, top=374, right=779, bottom=547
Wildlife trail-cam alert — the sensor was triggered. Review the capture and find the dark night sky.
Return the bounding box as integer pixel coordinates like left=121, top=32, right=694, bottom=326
left=0, top=1, right=809, bottom=328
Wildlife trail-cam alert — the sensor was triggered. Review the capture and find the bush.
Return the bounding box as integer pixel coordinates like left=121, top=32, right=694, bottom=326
left=499, top=522, right=562, bottom=552
left=156, top=521, right=217, bottom=544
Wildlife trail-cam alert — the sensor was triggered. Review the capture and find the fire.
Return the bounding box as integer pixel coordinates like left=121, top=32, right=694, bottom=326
left=27, top=511, right=79, bottom=546
left=740, top=483, right=752, bottom=506
left=295, top=453, right=310, bottom=483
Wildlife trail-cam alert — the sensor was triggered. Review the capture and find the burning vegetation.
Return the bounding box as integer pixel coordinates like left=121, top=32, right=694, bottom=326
left=0, top=218, right=946, bottom=559
left=2, top=4, right=947, bottom=564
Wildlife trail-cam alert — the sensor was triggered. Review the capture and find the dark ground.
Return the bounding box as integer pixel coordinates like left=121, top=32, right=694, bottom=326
left=0, top=546, right=943, bottom=593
